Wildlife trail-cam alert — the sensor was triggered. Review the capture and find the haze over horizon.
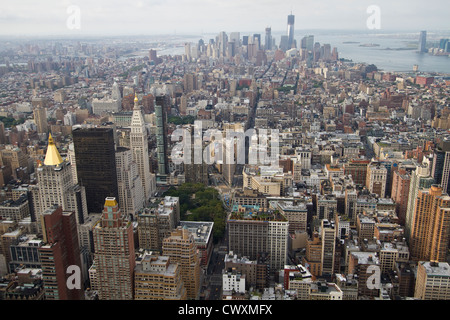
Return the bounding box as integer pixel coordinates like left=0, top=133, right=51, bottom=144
left=1, top=0, right=449, bottom=37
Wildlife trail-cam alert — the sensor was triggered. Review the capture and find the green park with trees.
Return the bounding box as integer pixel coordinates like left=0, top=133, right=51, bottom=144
left=163, top=182, right=227, bottom=243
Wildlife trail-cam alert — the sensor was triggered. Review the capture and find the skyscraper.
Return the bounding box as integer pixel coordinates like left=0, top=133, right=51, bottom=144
left=419, top=30, right=427, bottom=52
left=39, top=205, right=83, bottom=300
left=115, top=146, right=144, bottom=217
left=301, top=35, right=314, bottom=51
left=34, top=134, right=88, bottom=233
left=183, top=73, right=197, bottom=93
left=33, top=107, right=48, bottom=134
left=73, top=127, right=119, bottom=213
left=287, top=13, right=295, bottom=49
left=155, top=95, right=169, bottom=181
left=91, top=197, right=135, bottom=300
left=409, top=185, right=450, bottom=262
left=405, top=163, right=435, bottom=240
left=279, top=35, right=289, bottom=51
left=253, top=34, right=261, bottom=51
left=217, top=31, right=228, bottom=58
left=391, top=168, right=411, bottom=225
left=320, top=219, right=336, bottom=278
left=229, top=32, right=240, bottom=46
left=130, top=94, right=155, bottom=202
left=265, top=27, right=272, bottom=51
left=162, top=227, right=201, bottom=300
left=431, top=139, right=450, bottom=194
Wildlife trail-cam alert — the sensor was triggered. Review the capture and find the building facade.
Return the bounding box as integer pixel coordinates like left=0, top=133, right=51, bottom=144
left=91, top=197, right=135, bottom=300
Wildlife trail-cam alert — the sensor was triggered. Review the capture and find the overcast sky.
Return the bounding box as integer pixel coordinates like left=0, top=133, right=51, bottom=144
left=0, top=0, right=449, bottom=37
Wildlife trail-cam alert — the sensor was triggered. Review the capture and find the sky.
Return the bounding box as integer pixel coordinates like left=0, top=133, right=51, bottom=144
left=0, top=0, right=449, bottom=37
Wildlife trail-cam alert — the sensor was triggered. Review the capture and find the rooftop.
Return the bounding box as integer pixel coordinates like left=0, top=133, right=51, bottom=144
left=420, top=261, right=450, bottom=277
left=179, top=221, right=213, bottom=244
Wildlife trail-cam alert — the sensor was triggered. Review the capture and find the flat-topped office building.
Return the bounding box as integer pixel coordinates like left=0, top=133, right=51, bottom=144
left=179, top=221, right=214, bottom=268
left=415, top=261, right=450, bottom=300
left=73, top=127, right=119, bottom=213
left=134, top=252, right=187, bottom=300
left=228, top=208, right=288, bottom=274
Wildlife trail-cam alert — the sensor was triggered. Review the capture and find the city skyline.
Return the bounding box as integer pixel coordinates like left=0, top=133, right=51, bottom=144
left=1, top=0, right=449, bottom=37
left=1, top=0, right=450, bottom=306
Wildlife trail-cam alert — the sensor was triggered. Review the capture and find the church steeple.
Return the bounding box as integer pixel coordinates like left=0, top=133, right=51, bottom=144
left=44, top=133, right=63, bottom=166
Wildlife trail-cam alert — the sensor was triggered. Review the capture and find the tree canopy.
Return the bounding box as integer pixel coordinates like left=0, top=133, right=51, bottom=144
left=163, top=183, right=227, bottom=242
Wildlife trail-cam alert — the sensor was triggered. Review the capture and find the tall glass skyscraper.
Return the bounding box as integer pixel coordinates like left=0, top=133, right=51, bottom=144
left=73, top=127, right=119, bottom=213
left=265, top=27, right=272, bottom=51
left=419, top=30, right=427, bottom=52
left=287, top=13, right=295, bottom=49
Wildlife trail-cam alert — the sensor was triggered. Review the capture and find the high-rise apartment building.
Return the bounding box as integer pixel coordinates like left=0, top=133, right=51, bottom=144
left=409, top=185, right=450, bottom=262
left=405, top=163, right=435, bottom=240
left=162, top=227, right=201, bottom=300
left=38, top=205, right=83, bottom=300
left=130, top=94, right=155, bottom=203
left=73, top=127, right=119, bottom=213
left=91, top=197, right=135, bottom=300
